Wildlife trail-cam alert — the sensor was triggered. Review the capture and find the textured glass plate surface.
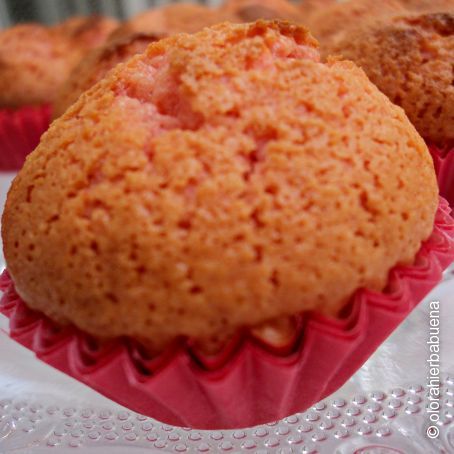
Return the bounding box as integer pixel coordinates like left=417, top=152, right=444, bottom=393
left=1, top=172, right=453, bottom=453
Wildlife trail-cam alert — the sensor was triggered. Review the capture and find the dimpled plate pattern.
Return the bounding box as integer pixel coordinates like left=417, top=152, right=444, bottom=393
left=0, top=376, right=454, bottom=453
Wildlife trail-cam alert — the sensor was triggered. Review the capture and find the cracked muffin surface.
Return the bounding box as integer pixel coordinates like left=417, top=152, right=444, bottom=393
left=327, top=12, right=454, bottom=147
left=2, top=21, right=438, bottom=353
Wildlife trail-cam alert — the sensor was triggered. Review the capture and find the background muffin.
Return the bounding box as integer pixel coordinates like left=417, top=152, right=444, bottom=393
left=0, top=16, right=118, bottom=109
left=304, top=0, right=405, bottom=47
left=56, top=15, right=119, bottom=53
left=53, top=33, right=161, bottom=118
left=298, top=0, right=337, bottom=17
left=110, top=3, right=234, bottom=41
left=221, top=0, right=305, bottom=22
left=2, top=21, right=437, bottom=355
left=0, top=24, right=72, bottom=108
left=327, top=12, right=454, bottom=147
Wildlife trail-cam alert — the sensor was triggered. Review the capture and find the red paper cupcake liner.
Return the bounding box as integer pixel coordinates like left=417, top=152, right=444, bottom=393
left=1, top=199, right=453, bottom=429
left=0, top=105, right=51, bottom=171
left=429, top=145, right=454, bottom=208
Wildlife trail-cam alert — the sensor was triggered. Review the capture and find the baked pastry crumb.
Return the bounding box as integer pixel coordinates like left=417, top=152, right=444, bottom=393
left=2, top=21, right=438, bottom=353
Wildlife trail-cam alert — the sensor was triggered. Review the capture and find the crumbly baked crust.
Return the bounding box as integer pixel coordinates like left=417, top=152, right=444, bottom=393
left=2, top=21, right=438, bottom=353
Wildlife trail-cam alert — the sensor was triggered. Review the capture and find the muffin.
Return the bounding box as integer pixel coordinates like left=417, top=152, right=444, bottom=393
left=53, top=33, right=161, bottom=118
left=304, top=0, right=406, bottom=47
left=327, top=12, right=454, bottom=148
left=56, top=15, right=119, bottom=53
left=0, top=16, right=119, bottom=171
left=298, top=0, right=337, bottom=17
left=2, top=19, right=451, bottom=430
left=2, top=20, right=438, bottom=355
left=0, top=24, right=73, bottom=108
left=327, top=11, right=454, bottom=205
left=110, top=3, right=234, bottom=41
left=221, top=0, right=305, bottom=22
left=0, top=16, right=118, bottom=109
left=0, top=23, right=67, bottom=170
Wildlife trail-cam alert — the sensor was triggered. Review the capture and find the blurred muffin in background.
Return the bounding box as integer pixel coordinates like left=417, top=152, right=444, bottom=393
left=53, top=32, right=161, bottom=118
left=110, top=3, right=234, bottom=40
left=304, top=0, right=405, bottom=47
left=327, top=12, right=454, bottom=148
left=298, top=0, right=337, bottom=18
left=0, top=24, right=73, bottom=108
left=57, top=15, right=119, bottom=53
left=0, top=16, right=119, bottom=109
left=221, top=0, right=304, bottom=22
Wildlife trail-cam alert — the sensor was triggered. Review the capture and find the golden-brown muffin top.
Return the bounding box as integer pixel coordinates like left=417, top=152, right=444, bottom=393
left=2, top=21, right=437, bottom=354
left=0, top=16, right=118, bottom=108
left=222, top=0, right=305, bottom=22
left=328, top=12, right=454, bottom=147
left=304, top=0, right=406, bottom=47
left=53, top=32, right=161, bottom=118
left=110, top=3, right=234, bottom=41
